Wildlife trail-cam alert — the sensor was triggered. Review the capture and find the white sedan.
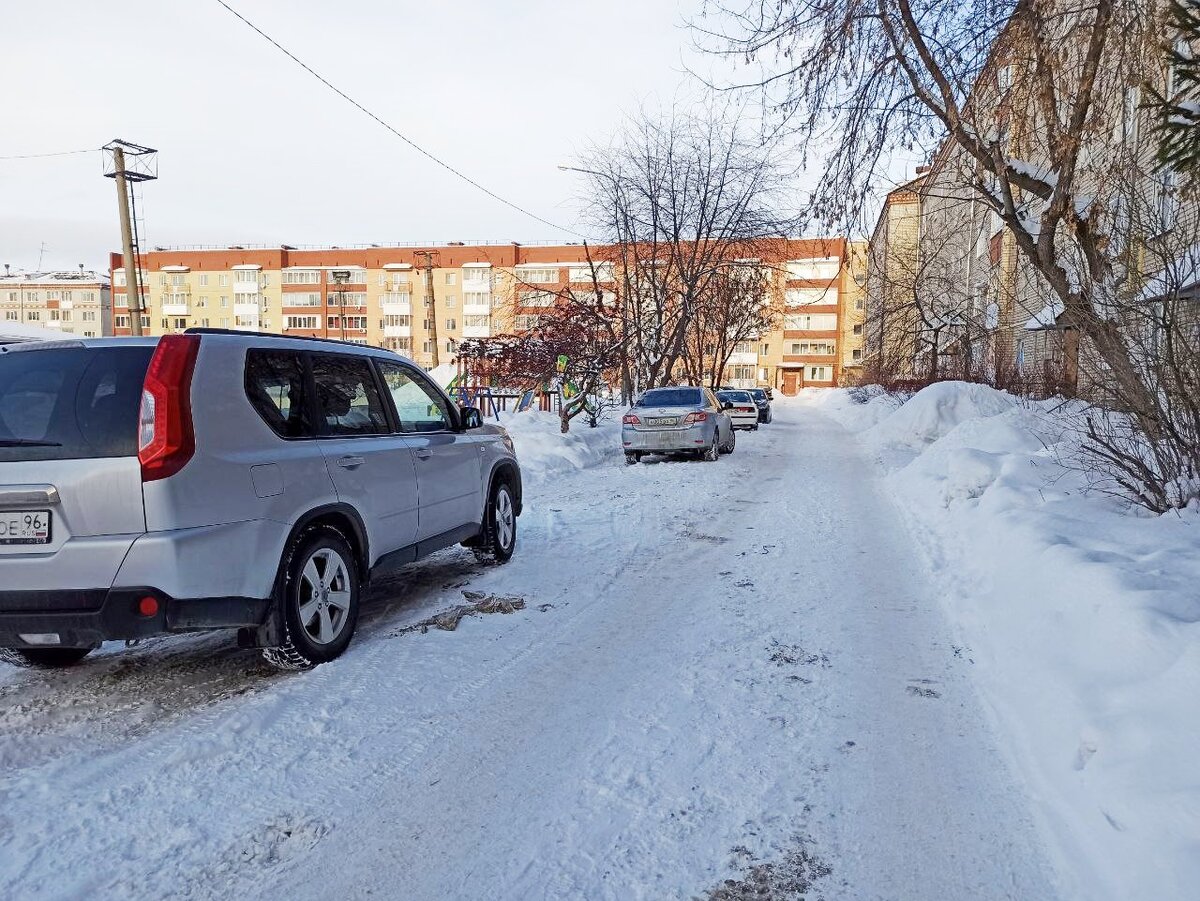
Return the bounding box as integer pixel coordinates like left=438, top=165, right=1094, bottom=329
left=716, top=390, right=760, bottom=430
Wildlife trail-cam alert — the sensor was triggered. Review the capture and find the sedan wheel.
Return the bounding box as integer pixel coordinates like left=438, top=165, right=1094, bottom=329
left=704, top=434, right=720, bottom=462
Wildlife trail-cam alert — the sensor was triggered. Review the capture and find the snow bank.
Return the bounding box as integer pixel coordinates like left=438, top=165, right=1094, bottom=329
left=804, top=382, right=1200, bottom=901
left=497, top=409, right=619, bottom=483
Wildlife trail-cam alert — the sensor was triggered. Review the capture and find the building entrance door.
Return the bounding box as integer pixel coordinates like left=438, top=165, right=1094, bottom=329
left=781, top=370, right=801, bottom=395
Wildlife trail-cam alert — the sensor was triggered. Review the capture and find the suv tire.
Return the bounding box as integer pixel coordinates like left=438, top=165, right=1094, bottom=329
left=0, top=647, right=93, bottom=668
left=263, top=525, right=360, bottom=671
left=472, top=479, right=517, bottom=565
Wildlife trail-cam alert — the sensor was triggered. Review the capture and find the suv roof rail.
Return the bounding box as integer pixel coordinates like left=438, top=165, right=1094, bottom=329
left=183, top=328, right=381, bottom=350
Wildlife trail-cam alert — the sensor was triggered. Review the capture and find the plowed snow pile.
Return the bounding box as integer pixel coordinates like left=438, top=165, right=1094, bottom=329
left=497, top=410, right=619, bottom=482
left=801, top=381, right=1200, bottom=901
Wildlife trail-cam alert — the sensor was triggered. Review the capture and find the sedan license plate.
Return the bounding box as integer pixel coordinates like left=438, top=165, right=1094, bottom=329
left=647, top=417, right=677, bottom=427
left=0, top=510, right=52, bottom=545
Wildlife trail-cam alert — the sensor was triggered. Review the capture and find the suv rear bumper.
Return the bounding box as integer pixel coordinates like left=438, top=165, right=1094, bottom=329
left=0, top=587, right=271, bottom=649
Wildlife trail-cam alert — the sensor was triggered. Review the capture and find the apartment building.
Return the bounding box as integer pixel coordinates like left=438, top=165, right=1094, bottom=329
left=109, top=237, right=855, bottom=392
left=0, top=267, right=112, bottom=338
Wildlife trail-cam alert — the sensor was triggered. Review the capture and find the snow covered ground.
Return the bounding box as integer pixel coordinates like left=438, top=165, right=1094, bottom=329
left=1, top=400, right=1146, bottom=899
left=801, top=383, right=1200, bottom=901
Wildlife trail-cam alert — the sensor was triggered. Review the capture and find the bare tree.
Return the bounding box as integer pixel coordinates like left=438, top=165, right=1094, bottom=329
left=700, top=0, right=1200, bottom=508
left=683, top=262, right=780, bottom=385
left=574, top=104, right=796, bottom=391
left=462, top=247, right=624, bottom=433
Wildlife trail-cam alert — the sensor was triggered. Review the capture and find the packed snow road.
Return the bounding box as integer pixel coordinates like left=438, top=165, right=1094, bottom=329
left=0, top=402, right=1062, bottom=900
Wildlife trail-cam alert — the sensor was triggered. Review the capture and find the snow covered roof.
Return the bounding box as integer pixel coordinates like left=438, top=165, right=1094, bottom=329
left=0, top=322, right=69, bottom=344
left=0, top=269, right=110, bottom=286
left=1024, top=300, right=1065, bottom=331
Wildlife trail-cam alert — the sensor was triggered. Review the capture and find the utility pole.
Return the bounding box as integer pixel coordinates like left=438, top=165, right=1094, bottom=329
left=103, top=140, right=157, bottom=337
left=414, top=250, right=440, bottom=367
left=331, top=270, right=350, bottom=341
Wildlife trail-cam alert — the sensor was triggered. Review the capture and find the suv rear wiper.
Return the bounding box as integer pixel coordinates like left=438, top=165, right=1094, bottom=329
left=0, top=438, right=63, bottom=447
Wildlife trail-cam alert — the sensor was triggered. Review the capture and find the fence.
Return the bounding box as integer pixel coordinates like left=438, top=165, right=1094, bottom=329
left=452, top=385, right=561, bottom=419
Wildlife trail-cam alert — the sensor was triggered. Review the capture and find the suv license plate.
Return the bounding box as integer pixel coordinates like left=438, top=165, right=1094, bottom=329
left=647, top=417, right=676, bottom=426
left=0, top=510, right=52, bottom=545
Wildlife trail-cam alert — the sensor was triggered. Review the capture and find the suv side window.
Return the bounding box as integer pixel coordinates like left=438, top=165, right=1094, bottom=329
left=376, top=360, right=453, bottom=433
left=310, top=353, right=389, bottom=436
left=245, top=349, right=313, bottom=438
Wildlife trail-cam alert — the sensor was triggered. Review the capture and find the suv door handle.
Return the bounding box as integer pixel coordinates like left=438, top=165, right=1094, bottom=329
left=413, top=448, right=432, bottom=460
left=336, top=455, right=365, bottom=469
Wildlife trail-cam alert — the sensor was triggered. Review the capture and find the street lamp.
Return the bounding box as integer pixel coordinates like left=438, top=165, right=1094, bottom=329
left=331, top=269, right=350, bottom=341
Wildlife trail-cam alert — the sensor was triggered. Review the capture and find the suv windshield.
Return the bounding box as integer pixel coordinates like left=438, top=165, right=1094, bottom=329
left=749, top=389, right=768, bottom=401
left=0, top=344, right=154, bottom=462
left=636, top=388, right=703, bottom=408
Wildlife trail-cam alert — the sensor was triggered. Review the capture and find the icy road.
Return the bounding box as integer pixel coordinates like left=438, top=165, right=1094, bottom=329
left=0, top=403, right=1062, bottom=900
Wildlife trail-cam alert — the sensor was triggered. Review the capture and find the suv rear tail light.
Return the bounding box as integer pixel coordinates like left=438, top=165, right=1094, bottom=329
left=683, top=411, right=708, bottom=424
left=622, top=413, right=640, bottom=425
left=138, top=335, right=201, bottom=482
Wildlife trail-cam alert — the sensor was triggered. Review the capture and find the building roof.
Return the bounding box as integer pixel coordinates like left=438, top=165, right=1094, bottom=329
left=0, top=268, right=110, bottom=286
left=0, top=321, right=69, bottom=344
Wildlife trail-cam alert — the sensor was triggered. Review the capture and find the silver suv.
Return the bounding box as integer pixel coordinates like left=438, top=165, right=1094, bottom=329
left=0, top=330, right=521, bottom=670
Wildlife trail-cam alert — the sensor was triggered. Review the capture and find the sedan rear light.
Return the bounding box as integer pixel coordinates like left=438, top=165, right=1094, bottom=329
left=622, top=413, right=641, bottom=425
left=138, top=334, right=201, bottom=482
left=683, top=411, right=708, bottom=424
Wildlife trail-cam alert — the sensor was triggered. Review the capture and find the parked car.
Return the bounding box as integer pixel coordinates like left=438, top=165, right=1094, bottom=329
left=716, top=390, right=760, bottom=430
left=622, top=386, right=735, bottom=464
left=0, top=330, right=521, bottom=671
left=748, top=387, right=773, bottom=424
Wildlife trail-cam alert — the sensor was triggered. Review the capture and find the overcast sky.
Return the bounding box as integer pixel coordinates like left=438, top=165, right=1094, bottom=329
left=2, top=0, right=738, bottom=271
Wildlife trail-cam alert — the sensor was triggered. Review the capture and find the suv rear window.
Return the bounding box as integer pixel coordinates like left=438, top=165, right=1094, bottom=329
left=0, top=344, right=154, bottom=462
left=636, top=388, right=703, bottom=407
left=245, top=349, right=313, bottom=438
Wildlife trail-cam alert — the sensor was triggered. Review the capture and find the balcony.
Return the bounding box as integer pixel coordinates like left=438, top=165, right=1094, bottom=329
left=162, top=302, right=189, bottom=315
left=234, top=302, right=261, bottom=316
left=383, top=324, right=412, bottom=338
left=462, top=303, right=492, bottom=317
left=381, top=301, right=412, bottom=316
left=728, top=351, right=757, bottom=366
left=462, top=324, right=491, bottom=338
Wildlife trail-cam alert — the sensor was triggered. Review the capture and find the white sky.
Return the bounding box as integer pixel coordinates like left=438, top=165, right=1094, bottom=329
left=1, top=0, right=726, bottom=271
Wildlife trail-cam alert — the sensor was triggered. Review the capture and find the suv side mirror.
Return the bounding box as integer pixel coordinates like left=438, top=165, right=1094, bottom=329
left=460, top=406, right=484, bottom=430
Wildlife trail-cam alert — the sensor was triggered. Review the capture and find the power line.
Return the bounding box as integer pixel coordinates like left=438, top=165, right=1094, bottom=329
left=0, top=148, right=99, bottom=160
left=214, top=0, right=585, bottom=239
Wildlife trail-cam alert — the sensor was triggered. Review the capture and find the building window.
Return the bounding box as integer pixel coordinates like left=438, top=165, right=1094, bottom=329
left=422, top=340, right=433, bottom=354
left=26, top=311, right=40, bottom=321
left=286, top=315, right=320, bottom=330
left=283, top=270, right=321, bottom=284
left=522, top=290, right=556, bottom=307
left=784, top=313, right=837, bottom=331
left=284, top=292, right=323, bottom=308
left=761, top=343, right=769, bottom=355
left=514, top=315, right=540, bottom=331
left=235, top=271, right=260, bottom=285
left=327, top=315, right=367, bottom=331
left=515, top=267, right=558, bottom=284
left=220, top=296, right=229, bottom=308
left=170, top=274, right=185, bottom=287
left=219, top=274, right=229, bottom=287
left=785, top=258, right=840, bottom=280
left=199, top=274, right=209, bottom=286
left=852, top=323, right=863, bottom=335
left=808, top=365, right=832, bottom=381
left=443, top=295, right=457, bottom=309
left=464, top=315, right=489, bottom=328
left=445, top=318, right=456, bottom=330
left=4, top=311, right=17, bottom=321
left=445, top=272, right=456, bottom=285
left=852, top=348, right=863, bottom=362
left=788, top=341, right=835, bottom=355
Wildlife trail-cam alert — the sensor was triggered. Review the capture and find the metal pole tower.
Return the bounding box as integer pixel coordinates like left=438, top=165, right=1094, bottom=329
left=103, top=140, right=157, bottom=337
left=414, top=250, right=440, bottom=367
